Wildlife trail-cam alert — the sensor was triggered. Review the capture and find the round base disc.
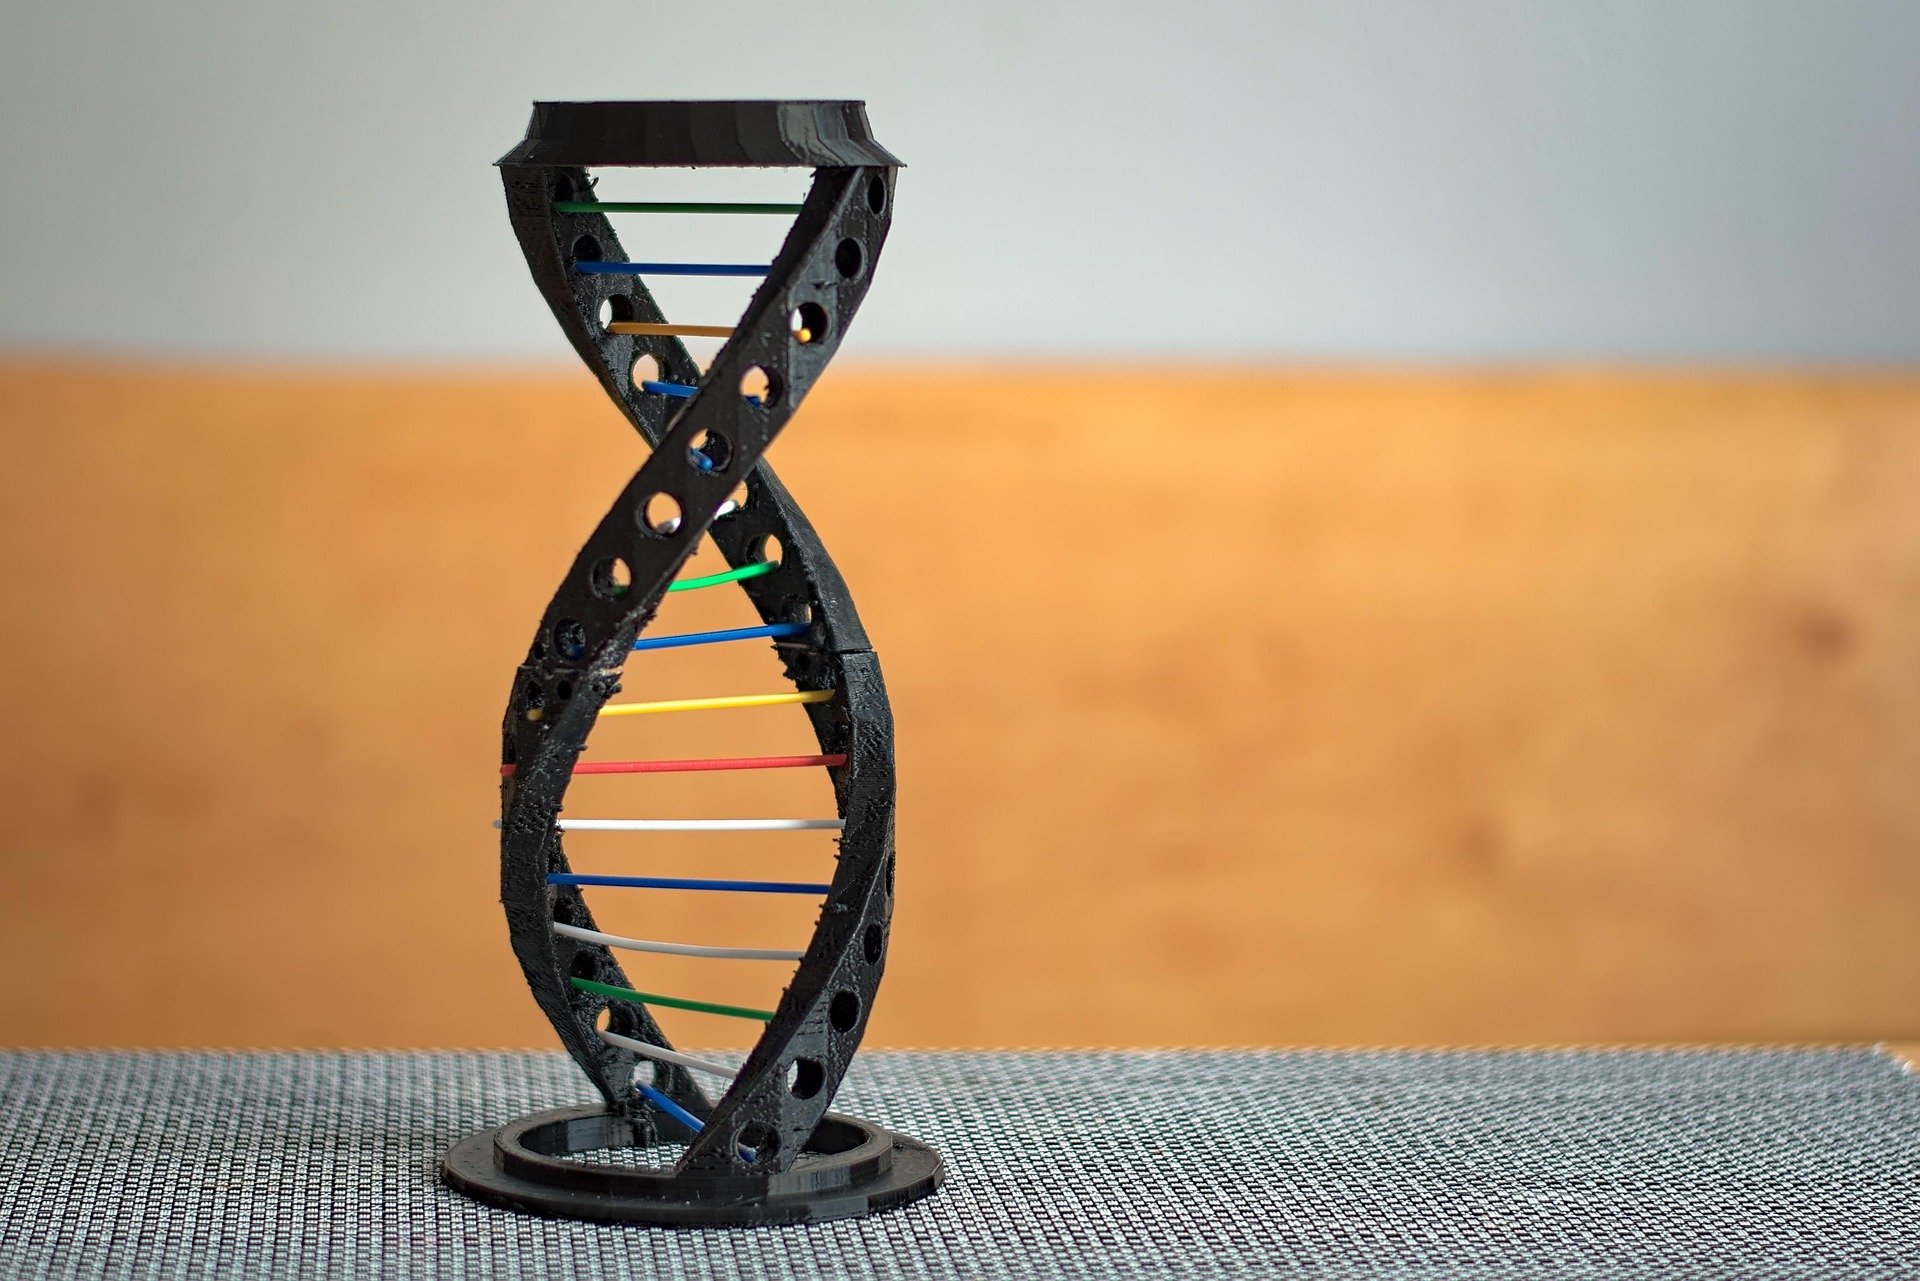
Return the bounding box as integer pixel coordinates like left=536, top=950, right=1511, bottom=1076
left=443, top=1104, right=943, bottom=1227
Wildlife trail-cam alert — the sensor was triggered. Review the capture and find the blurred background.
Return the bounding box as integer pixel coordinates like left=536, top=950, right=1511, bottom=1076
left=2, top=1, right=1917, bottom=1053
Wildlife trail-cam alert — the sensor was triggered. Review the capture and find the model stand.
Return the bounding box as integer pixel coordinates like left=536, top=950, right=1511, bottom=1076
left=443, top=100, right=939, bottom=1226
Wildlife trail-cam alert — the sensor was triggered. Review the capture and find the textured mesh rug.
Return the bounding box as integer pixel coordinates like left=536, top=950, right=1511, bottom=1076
left=1, top=1048, right=1916, bottom=1278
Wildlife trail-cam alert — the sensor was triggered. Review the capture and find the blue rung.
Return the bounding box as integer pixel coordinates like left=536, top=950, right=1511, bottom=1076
left=549, top=873, right=831, bottom=895
left=632, top=622, right=809, bottom=653
left=636, top=1083, right=705, bottom=1132
left=636, top=1084, right=754, bottom=1160
left=576, top=260, right=768, bottom=277
left=638, top=379, right=764, bottom=407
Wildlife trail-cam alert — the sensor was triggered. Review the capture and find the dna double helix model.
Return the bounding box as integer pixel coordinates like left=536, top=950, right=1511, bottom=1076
left=443, top=101, right=941, bottom=1226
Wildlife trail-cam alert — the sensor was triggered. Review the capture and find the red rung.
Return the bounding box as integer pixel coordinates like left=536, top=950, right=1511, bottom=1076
left=501, top=752, right=847, bottom=778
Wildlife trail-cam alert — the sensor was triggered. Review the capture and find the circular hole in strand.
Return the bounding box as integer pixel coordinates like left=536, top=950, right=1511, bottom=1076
left=828, top=991, right=861, bottom=1033
left=572, top=234, right=601, bottom=265
left=739, top=365, right=781, bottom=408
left=863, top=922, right=884, bottom=965
left=755, top=534, right=782, bottom=567
left=866, top=174, right=887, bottom=215
left=638, top=493, right=682, bottom=537
left=834, top=238, right=865, bottom=279
left=789, top=301, right=829, bottom=345
left=718, top=482, right=749, bottom=518
left=787, top=1058, right=825, bottom=1099
left=521, top=679, right=546, bottom=722
left=599, top=295, right=637, bottom=330
left=737, top=1123, right=778, bottom=1165
left=571, top=948, right=599, bottom=981
left=688, top=428, right=731, bottom=474
left=589, top=556, right=632, bottom=600
left=552, top=618, right=588, bottom=661
left=632, top=353, right=662, bottom=389
left=593, top=1005, right=613, bottom=1032
left=553, top=678, right=573, bottom=703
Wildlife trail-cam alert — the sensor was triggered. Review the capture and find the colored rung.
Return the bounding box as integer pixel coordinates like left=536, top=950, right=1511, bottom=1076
left=575, top=260, right=768, bottom=277
left=493, top=816, right=841, bottom=832
left=598, top=690, right=833, bottom=718
left=572, top=975, right=775, bottom=1021
left=548, top=873, right=831, bottom=895
left=632, top=1080, right=756, bottom=1160
left=556, top=921, right=804, bottom=962
left=636, top=1083, right=708, bottom=1134
left=558, top=818, right=842, bottom=832
left=501, top=752, right=843, bottom=778
left=632, top=621, right=807, bottom=652
left=607, top=322, right=736, bottom=338
left=637, top=378, right=761, bottom=408
left=597, top=1028, right=735, bottom=1079
left=555, top=201, right=802, bottom=215
left=668, top=562, right=778, bottom=593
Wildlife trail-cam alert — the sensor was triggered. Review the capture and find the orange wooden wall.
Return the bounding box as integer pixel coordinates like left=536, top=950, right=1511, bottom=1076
left=2, top=360, right=1917, bottom=1050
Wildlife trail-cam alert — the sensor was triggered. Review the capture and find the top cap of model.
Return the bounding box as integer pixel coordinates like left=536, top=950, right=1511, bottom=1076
left=499, top=100, right=903, bottom=169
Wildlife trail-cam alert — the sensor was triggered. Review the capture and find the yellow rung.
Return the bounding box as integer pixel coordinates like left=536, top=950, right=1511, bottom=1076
left=597, top=689, right=834, bottom=718
left=607, top=322, right=736, bottom=339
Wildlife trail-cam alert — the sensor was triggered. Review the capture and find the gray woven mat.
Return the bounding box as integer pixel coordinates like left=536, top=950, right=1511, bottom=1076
left=1, top=1048, right=1916, bottom=1278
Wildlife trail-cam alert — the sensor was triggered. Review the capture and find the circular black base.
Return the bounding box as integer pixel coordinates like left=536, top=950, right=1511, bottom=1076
left=443, top=1104, right=943, bottom=1227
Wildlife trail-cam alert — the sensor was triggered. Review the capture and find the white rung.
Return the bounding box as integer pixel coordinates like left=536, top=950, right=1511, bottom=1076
left=596, top=1028, right=734, bottom=1079
left=555, top=921, right=803, bottom=963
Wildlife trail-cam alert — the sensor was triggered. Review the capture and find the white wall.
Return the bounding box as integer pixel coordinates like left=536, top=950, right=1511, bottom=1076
left=2, top=0, right=1917, bottom=362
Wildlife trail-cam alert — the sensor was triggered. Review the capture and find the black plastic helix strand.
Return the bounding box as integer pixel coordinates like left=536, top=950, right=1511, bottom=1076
left=462, top=102, right=936, bottom=1219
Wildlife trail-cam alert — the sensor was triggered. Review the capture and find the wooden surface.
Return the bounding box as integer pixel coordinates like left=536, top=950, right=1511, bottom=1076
left=1, top=360, right=1917, bottom=1051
